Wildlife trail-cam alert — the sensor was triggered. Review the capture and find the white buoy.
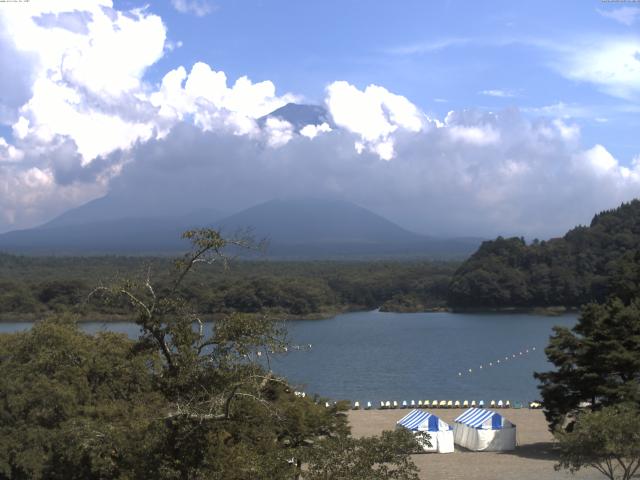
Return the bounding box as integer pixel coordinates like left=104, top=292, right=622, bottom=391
left=489, top=362, right=493, bottom=366
left=458, top=372, right=462, bottom=376
left=479, top=365, right=483, bottom=369
left=468, top=368, right=472, bottom=373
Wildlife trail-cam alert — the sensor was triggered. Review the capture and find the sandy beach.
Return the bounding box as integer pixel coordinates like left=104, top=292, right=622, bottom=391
left=348, top=409, right=602, bottom=480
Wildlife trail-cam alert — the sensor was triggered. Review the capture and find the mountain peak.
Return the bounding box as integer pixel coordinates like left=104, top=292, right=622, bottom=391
left=259, top=103, right=332, bottom=131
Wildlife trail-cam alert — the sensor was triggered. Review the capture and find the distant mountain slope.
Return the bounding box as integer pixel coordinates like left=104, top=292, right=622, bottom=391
left=258, top=103, right=332, bottom=131
left=41, top=195, right=224, bottom=230
left=214, top=197, right=480, bottom=258
left=216, top=197, right=422, bottom=244
left=0, top=196, right=480, bottom=258
left=0, top=189, right=224, bottom=253
left=448, top=200, right=640, bottom=308
left=0, top=215, right=219, bottom=254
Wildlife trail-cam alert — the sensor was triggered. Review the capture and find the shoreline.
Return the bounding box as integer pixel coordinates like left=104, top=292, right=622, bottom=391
left=0, top=305, right=579, bottom=324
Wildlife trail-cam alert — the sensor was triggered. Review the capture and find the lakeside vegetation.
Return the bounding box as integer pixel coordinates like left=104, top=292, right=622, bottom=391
left=0, top=256, right=456, bottom=321
left=449, top=200, right=640, bottom=309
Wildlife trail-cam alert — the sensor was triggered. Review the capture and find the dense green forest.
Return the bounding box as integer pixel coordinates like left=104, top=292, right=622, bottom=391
left=3, top=200, right=640, bottom=320
left=448, top=200, right=640, bottom=309
left=0, top=255, right=456, bottom=321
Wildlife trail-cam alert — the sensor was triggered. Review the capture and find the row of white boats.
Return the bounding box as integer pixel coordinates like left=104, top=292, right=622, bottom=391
left=349, top=399, right=542, bottom=409
left=290, top=392, right=544, bottom=410
left=356, top=400, right=504, bottom=409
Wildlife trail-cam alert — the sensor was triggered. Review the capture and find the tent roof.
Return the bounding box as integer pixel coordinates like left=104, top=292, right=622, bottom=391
left=454, top=408, right=511, bottom=429
left=397, top=409, right=451, bottom=431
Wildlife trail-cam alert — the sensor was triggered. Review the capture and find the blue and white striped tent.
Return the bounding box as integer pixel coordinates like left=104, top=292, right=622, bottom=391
left=454, top=408, right=511, bottom=430
left=397, top=409, right=452, bottom=432
left=396, top=410, right=454, bottom=453
left=453, top=408, right=516, bottom=451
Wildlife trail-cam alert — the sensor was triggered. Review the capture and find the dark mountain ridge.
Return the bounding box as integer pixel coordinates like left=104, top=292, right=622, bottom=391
left=0, top=196, right=481, bottom=258
left=448, top=199, right=640, bottom=308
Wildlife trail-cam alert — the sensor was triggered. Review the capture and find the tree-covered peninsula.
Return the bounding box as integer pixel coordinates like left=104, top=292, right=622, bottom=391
left=448, top=200, right=640, bottom=310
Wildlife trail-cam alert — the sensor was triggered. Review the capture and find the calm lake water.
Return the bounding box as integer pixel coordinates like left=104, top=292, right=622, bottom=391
left=0, top=310, right=577, bottom=404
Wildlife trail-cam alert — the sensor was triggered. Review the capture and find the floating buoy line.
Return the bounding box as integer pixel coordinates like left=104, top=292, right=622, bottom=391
left=245, top=343, right=312, bottom=359
left=457, top=347, right=537, bottom=377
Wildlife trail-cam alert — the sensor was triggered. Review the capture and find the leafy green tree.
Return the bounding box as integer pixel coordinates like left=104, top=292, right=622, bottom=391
left=91, top=229, right=345, bottom=479
left=1, top=229, right=421, bottom=479
left=535, top=297, right=640, bottom=430
left=304, top=429, right=421, bottom=480
left=555, top=403, right=640, bottom=480
left=0, top=317, right=164, bottom=480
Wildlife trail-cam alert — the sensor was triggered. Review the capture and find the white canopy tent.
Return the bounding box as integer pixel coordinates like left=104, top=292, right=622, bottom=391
left=453, top=408, right=516, bottom=451
left=396, top=409, right=454, bottom=453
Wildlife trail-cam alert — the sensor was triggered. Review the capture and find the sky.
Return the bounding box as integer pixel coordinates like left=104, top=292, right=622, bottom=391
left=0, top=0, right=639, bottom=238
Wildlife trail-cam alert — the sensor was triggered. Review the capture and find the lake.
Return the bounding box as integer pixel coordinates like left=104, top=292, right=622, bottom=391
left=0, top=310, right=576, bottom=405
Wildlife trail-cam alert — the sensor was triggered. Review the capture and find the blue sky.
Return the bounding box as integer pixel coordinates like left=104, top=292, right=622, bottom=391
left=122, top=0, right=640, bottom=162
left=0, top=0, right=639, bottom=236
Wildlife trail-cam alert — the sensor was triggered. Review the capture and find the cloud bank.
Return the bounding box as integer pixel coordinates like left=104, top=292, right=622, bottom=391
left=0, top=1, right=639, bottom=238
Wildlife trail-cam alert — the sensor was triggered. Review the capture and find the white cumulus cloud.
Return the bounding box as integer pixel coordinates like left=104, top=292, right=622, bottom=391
left=300, top=122, right=332, bottom=139
left=150, top=62, right=297, bottom=136
left=326, top=81, right=425, bottom=160
left=0, top=1, right=166, bottom=164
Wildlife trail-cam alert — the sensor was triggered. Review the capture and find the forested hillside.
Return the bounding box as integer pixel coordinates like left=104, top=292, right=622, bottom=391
left=448, top=200, right=640, bottom=308
left=0, top=256, right=456, bottom=320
